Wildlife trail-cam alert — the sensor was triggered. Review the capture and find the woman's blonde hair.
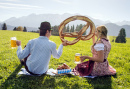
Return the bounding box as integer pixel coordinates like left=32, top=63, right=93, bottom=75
left=97, top=25, right=108, bottom=37
left=95, top=25, right=108, bottom=43
left=92, top=25, right=108, bottom=49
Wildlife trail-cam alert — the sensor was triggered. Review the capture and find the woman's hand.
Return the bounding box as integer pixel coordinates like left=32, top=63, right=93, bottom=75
left=80, top=56, right=88, bottom=62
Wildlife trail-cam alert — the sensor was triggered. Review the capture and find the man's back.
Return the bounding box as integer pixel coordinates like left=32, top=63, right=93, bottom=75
left=26, top=36, right=55, bottom=74
left=17, top=21, right=67, bottom=75
left=17, top=36, right=63, bottom=74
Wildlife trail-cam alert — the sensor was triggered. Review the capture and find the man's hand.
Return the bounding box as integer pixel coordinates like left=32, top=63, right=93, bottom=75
left=62, top=41, right=68, bottom=46
left=16, top=40, right=21, bottom=46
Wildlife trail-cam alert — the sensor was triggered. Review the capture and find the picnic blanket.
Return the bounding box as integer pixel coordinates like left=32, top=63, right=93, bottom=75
left=18, top=68, right=96, bottom=78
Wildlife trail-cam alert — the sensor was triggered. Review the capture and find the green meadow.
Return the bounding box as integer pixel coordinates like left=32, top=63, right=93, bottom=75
left=0, top=30, right=130, bottom=89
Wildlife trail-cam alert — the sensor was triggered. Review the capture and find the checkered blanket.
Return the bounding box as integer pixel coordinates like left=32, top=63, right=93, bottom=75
left=18, top=68, right=96, bottom=78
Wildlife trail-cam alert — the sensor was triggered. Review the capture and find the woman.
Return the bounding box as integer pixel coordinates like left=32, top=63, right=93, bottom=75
left=73, top=25, right=116, bottom=76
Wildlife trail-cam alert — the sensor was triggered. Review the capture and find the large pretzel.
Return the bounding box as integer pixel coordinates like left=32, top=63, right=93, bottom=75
left=59, top=15, right=95, bottom=45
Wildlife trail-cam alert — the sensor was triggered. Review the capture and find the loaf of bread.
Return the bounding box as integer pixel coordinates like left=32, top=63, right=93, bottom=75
left=57, top=63, right=70, bottom=70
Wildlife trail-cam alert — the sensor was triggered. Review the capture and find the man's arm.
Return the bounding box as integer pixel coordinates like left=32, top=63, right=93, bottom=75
left=16, top=40, right=30, bottom=60
left=51, top=41, right=67, bottom=59
left=51, top=44, right=63, bottom=59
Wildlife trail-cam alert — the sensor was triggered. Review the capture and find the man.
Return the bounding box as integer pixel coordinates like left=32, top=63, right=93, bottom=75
left=16, top=21, right=67, bottom=75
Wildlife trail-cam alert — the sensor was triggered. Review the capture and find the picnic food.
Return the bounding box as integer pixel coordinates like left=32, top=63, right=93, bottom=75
left=59, top=15, right=95, bottom=45
left=56, top=63, right=71, bottom=74
left=57, top=63, right=70, bottom=70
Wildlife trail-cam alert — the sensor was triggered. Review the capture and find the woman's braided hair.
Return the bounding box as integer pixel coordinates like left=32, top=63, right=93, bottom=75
left=91, top=25, right=108, bottom=49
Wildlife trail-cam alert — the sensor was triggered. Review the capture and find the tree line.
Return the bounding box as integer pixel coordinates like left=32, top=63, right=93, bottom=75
left=1, top=23, right=27, bottom=32
left=51, top=24, right=86, bottom=36
left=1, top=23, right=127, bottom=43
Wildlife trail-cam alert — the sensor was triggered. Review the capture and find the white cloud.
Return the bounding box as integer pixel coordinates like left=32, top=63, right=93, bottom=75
left=53, top=0, right=70, bottom=5
left=5, top=0, right=20, bottom=1
left=0, top=5, right=32, bottom=9
left=0, top=2, right=43, bottom=9
left=0, top=5, right=14, bottom=9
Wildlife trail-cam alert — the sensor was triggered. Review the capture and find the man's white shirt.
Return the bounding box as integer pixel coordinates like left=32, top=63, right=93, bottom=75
left=17, top=36, right=63, bottom=74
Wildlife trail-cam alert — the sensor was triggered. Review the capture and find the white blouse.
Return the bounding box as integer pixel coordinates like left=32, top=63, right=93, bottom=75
left=94, top=43, right=104, bottom=51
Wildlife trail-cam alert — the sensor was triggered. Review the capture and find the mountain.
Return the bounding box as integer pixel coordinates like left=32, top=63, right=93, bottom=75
left=105, top=23, right=130, bottom=37
left=1, top=13, right=130, bottom=37
left=115, top=21, right=130, bottom=26
left=4, top=13, right=109, bottom=27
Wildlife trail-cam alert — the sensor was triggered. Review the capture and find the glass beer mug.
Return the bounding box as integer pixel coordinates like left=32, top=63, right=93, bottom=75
left=75, top=53, right=81, bottom=63
left=11, top=37, right=17, bottom=48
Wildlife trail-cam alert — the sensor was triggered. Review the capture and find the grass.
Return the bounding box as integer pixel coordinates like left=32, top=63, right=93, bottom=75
left=0, top=30, right=130, bottom=89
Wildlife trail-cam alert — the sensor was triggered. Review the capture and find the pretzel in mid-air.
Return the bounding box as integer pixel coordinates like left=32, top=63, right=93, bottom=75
left=58, top=15, right=96, bottom=45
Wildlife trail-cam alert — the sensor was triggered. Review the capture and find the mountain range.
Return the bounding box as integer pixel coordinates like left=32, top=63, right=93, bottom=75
left=0, top=13, right=130, bottom=37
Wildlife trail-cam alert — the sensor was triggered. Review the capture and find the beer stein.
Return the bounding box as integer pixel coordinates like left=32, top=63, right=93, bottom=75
left=75, top=53, right=81, bottom=63
left=11, top=37, right=17, bottom=48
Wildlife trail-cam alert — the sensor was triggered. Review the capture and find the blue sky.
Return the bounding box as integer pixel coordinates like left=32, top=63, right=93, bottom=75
left=0, top=0, right=129, bottom=22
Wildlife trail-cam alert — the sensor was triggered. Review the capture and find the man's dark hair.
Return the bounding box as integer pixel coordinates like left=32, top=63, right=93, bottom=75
left=39, top=21, right=52, bottom=36
left=40, top=29, right=51, bottom=36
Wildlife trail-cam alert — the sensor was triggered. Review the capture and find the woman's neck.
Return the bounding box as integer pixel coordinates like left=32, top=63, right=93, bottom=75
left=100, top=36, right=107, bottom=40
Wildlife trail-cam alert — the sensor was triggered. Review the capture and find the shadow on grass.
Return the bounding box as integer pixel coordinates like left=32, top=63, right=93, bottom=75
left=86, top=74, right=117, bottom=89
left=0, top=64, right=55, bottom=89
left=0, top=64, right=22, bottom=89
left=53, top=74, right=82, bottom=89
left=0, top=64, right=117, bottom=89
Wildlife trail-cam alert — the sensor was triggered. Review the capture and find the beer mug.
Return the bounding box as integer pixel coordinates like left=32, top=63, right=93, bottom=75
left=75, top=53, right=81, bottom=62
left=11, top=37, right=17, bottom=48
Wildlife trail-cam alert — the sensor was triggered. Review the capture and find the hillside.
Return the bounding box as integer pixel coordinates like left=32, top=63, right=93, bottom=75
left=0, top=30, right=130, bottom=89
